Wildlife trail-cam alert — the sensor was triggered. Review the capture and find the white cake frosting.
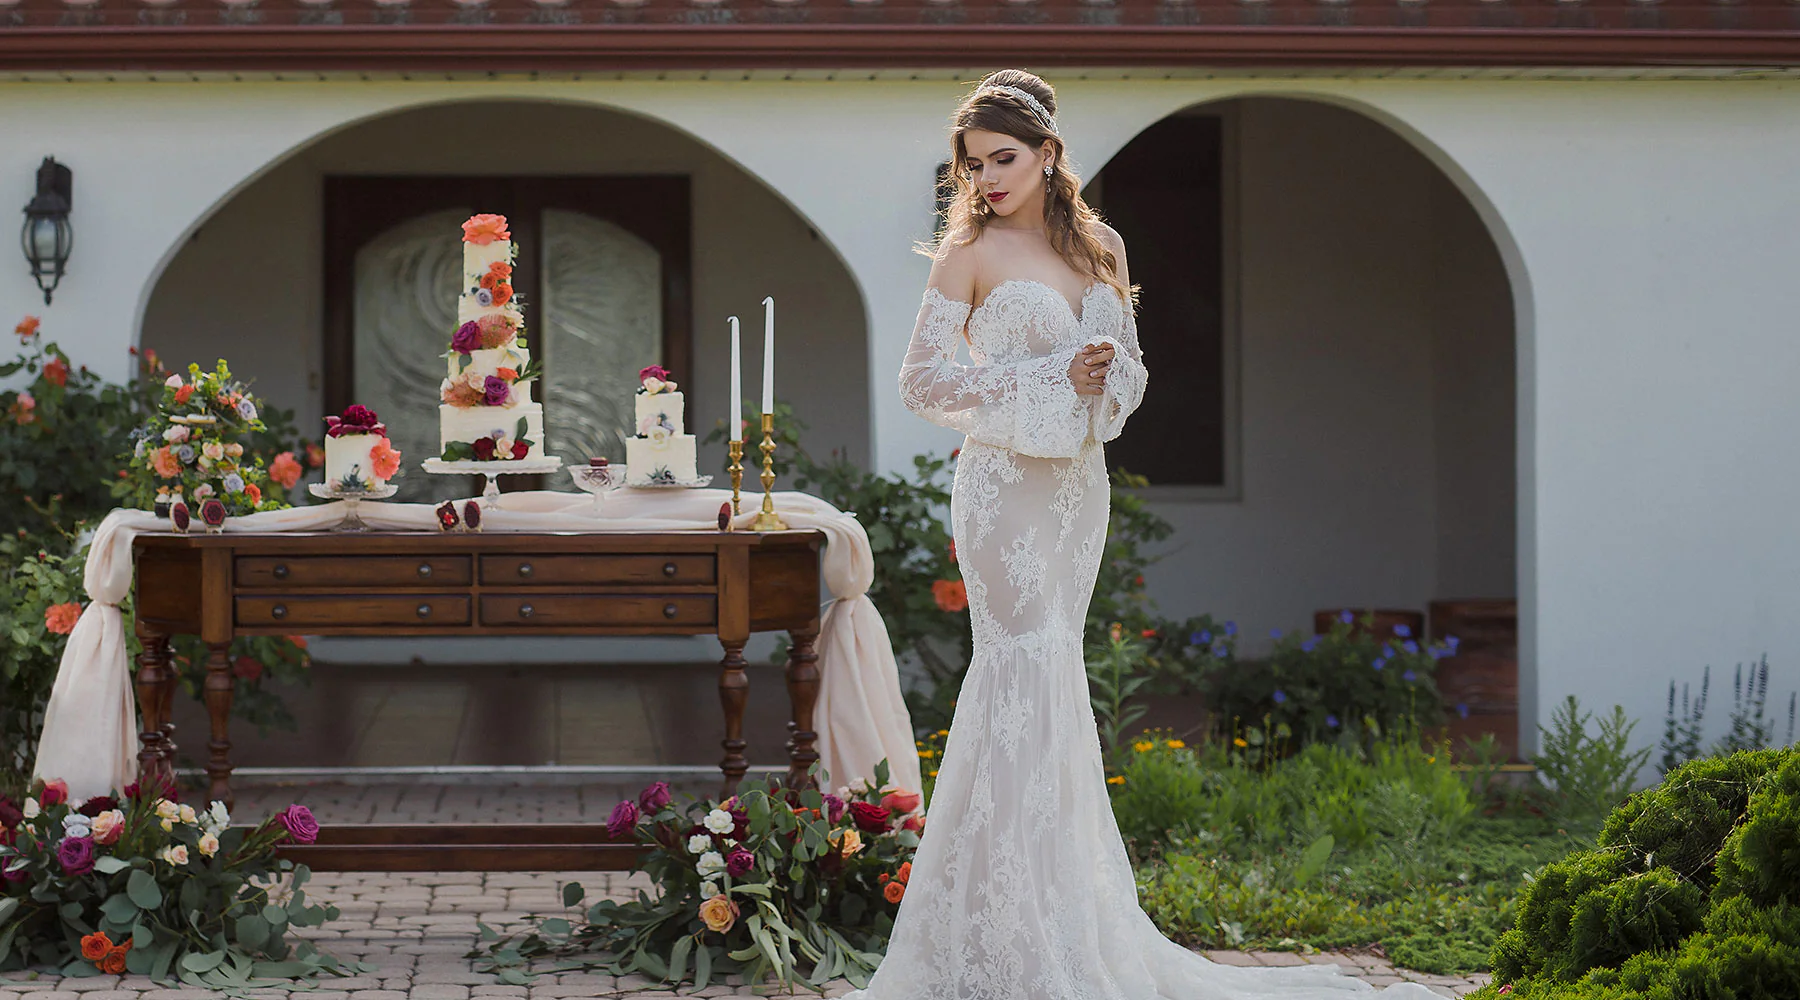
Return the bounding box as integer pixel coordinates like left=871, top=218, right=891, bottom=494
left=438, top=215, right=545, bottom=461
left=626, top=382, right=699, bottom=485
left=634, top=390, right=686, bottom=436
left=324, top=432, right=385, bottom=490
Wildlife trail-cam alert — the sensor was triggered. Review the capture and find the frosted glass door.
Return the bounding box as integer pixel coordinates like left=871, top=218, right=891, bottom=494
left=539, top=209, right=663, bottom=465
left=352, top=208, right=469, bottom=504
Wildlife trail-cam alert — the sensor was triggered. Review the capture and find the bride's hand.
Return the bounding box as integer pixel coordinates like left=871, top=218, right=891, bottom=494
left=1069, top=343, right=1115, bottom=396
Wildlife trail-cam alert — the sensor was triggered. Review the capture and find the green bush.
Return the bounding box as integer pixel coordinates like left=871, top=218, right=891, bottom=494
left=1482, top=748, right=1800, bottom=997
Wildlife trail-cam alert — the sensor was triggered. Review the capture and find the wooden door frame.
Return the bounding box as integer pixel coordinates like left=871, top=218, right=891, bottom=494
left=322, top=175, right=693, bottom=420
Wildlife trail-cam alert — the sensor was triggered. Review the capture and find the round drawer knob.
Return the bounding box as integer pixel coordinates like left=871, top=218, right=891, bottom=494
left=519, top=603, right=535, bottom=619
left=662, top=561, right=679, bottom=578
left=272, top=564, right=289, bottom=580
left=416, top=604, right=432, bottom=619
left=417, top=563, right=433, bottom=578
left=518, top=563, right=534, bottom=579
left=662, top=602, right=680, bottom=619
left=270, top=604, right=287, bottom=620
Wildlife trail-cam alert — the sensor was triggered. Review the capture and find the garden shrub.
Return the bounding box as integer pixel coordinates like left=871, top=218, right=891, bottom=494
left=1483, top=748, right=1800, bottom=997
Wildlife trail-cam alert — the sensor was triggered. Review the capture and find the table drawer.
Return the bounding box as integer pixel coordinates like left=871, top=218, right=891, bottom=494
left=480, top=594, right=717, bottom=629
left=237, top=595, right=471, bottom=628
left=480, top=554, right=716, bottom=587
left=237, top=555, right=472, bottom=589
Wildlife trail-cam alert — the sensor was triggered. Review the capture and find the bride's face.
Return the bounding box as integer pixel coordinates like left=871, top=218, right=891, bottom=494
left=962, top=128, right=1051, bottom=218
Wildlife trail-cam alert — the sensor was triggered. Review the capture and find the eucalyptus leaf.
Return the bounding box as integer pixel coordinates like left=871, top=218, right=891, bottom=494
left=668, top=935, right=692, bottom=984
left=262, top=903, right=289, bottom=926
left=181, top=949, right=227, bottom=973
left=126, top=869, right=162, bottom=909
left=235, top=913, right=271, bottom=951
left=93, top=856, right=131, bottom=875
left=562, top=882, right=585, bottom=907
left=100, top=893, right=140, bottom=924
left=694, top=942, right=711, bottom=988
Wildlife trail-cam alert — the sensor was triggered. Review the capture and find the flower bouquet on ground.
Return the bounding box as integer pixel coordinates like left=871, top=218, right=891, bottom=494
left=0, top=777, right=366, bottom=984
left=473, top=760, right=924, bottom=991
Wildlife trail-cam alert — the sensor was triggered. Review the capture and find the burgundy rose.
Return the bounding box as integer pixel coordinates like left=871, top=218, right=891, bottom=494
left=39, top=779, right=68, bottom=808
left=57, top=835, right=96, bottom=876
left=606, top=800, right=639, bottom=839
left=848, top=801, right=892, bottom=834
left=325, top=405, right=385, bottom=439
left=509, top=441, right=529, bottom=460
left=471, top=437, right=497, bottom=461
left=123, top=776, right=179, bottom=803
left=277, top=804, right=319, bottom=844
left=482, top=376, right=510, bottom=407
left=730, top=809, right=749, bottom=841
left=1, top=858, right=25, bottom=882
left=638, top=782, right=672, bottom=813
left=638, top=365, right=671, bottom=383
left=77, top=796, right=118, bottom=818
left=0, top=795, right=21, bottom=830
left=451, top=321, right=482, bottom=354
left=725, top=847, right=755, bottom=877
left=822, top=793, right=846, bottom=824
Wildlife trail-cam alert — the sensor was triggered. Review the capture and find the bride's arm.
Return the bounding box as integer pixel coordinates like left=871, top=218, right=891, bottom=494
left=1089, top=227, right=1147, bottom=443
left=898, top=243, right=1090, bottom=458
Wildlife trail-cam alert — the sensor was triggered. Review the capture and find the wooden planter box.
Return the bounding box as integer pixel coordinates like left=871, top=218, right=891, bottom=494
left=1429, top=599, right=1521, bottom=763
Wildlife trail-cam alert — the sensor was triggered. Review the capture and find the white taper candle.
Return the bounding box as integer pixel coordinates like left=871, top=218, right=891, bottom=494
left=729, top=316, right=742, bottom=443
left=761, top=296, right=775, bottom=415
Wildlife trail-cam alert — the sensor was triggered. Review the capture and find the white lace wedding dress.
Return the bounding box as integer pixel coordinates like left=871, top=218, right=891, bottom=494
left=846, top=279, right=1439, bottom=1000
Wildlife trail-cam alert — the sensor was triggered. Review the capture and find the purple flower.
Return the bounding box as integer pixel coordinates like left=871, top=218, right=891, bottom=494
left=1394, top=624, right=1412, bottom=638
left=606, top=800, right=639, bottom=839
left=1325, top=714, right=1340, bottom=729
left=638, top=781, right=672, bottom=813
left=1270, top=628, right=1283, bottom=640
left=277, top=804, right=319, bottom=844
left=451, top=321, right=481, bottom=354
left=1272, top=689, right=1287, bottom=704
left=1, top=859, right=26, bottom=883
left=1372, top=659, right=1384, bottom=672
left=1223, top=621, right=1237, bottom=637
left=1447, top=636, right=1461, bottom=652
left=1402, top=670, right=1417, bottom=682
left=482, top=376, right=511, bottom=406
left=1456, top=703, right=1470, bottom=719
left=1338, top=610, right=1354, bottom=625
left=1301, top=638, right=1318, bottom=653
left=1211, top=644, right=1227, bottom=658
left=725, top=847, right=755, bottom=877
left=1190, top=630, right=1210, bottom=646
left=822, top=793, right=847, bottom=824
left=476, top=288, right=494, bottom=307
left=57, top=835, right=96, bottom=876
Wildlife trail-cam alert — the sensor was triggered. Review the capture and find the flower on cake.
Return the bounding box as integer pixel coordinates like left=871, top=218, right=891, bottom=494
left=452, top=321, right=482, bottom=355
left=325, top=404, right=386, bottom=438
left=370, top=438, right=402, bottom=480
left=475, top=312, right=518, bottom=347
left=496, top=366, right=517, bottom=381
left=638, top=365, right=678, bottom=394
left=491, top=282, right=513, bottom=307
left=482, top=375, right=511, bottom=406
left=471, top=437, right=497, bottom=461
left=461, top=213, right=511, bottom=245
left=440, top=374, right=484, bottom=408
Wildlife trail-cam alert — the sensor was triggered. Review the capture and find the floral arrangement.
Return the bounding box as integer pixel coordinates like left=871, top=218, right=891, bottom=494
left=475, top=761, right=923, bottom=990
left=440, top=416, right=536, bottom=463
left=638, top=365, right=677, bottom=395
left=116, top=360, right=285, bottom=519
left=0, top=777, right=363, bottom=982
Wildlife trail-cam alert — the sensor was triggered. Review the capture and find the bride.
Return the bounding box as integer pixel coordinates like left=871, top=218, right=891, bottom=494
left=848, top=71, right=1441, bottom=1000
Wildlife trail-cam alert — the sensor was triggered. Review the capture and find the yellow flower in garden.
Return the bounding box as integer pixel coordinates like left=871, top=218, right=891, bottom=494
left=1165, top=740, right=1186, bottom=749
left=1132, top=741, right=1154, bottom=753
left=936, top=730, right=948, bottom=737
left=928, top=770, right=938, bottom=778
left=1233, top=738, right=1248, bottom=748
left=1426, top=755, right=1437, bottom=764
left=1106, top=776, right=1125, bottom=785
left=919, top=750, right=936, bottom=759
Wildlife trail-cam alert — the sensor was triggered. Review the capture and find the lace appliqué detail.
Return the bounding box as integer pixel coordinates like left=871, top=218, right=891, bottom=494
left=1001, top=525, right=1046, bottom=617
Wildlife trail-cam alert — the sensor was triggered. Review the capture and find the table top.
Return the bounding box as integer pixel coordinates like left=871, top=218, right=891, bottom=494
left=133, top=527, right=825, bottom=553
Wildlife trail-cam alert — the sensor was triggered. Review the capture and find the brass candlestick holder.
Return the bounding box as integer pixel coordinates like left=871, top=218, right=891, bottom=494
left=727, top=438, right=745, bottom=527
left=752, top=411, right=788, bottom=531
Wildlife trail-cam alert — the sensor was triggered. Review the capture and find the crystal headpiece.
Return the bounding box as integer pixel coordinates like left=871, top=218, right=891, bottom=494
left=974, top=84, right=1060, bottom=137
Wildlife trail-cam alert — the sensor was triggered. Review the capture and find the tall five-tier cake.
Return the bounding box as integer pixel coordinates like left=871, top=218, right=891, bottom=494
left=437, top=214, right=545, bottom=462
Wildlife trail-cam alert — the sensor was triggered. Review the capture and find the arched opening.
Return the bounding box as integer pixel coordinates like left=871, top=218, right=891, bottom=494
left=144, top=99, right=868, bottom=770
left=1087, top=96, right=1526, bottom=756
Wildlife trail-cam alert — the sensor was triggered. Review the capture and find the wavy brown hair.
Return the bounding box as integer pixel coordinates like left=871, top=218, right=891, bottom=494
left=922, top=69, right=1132, bottom=305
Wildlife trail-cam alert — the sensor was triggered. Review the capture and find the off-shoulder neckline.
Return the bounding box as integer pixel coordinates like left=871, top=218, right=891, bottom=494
left=926, top=278, right=1108, bottom=326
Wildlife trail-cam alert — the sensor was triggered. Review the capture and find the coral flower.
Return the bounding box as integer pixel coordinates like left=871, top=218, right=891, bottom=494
left=43, top=357, right=68, bottom=387
left=268, top=451, right=302, bottom=489
left=44, top=602, right=82, bottom=635
left=173, top=384, right=194, bottom=405
left=80, top=932, right=112, bottom=962
left=243, top=482, right=262, bottom=505
left=461, top=214, right=511, bottom=245
left=9, top=391, right=35, bottom=425
left=491, top=283, right=513, bottom=307
left=496, top=367, right=518, bottom=381
left=931, top=579, right=968, bottom=613
left=304, top=441, right=325, bottom=468
left=369, top=438, right=402, bottom=480
left=884, top=880, right=906, bottom=904
left=15, top=316, right=40, bottom=339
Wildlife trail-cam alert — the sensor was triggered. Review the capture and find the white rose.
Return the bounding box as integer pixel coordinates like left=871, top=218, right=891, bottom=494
left=700, top=881, right=720, bottom=898
left=696, top=851, right=726, bottom=877
left=178, top=804, right=198, bottom=825
left=702, top=809, right=735, bottom=835
left=22, top=798, right=39, bottom=820
left=687, top=834, right=713, bottom=854
left=204, top=801, right=230, bottom=833
left=197, top=833, right=220, bottom=858
left=158, top=844, right=189, bottom=866
left=154, top=799, right=180, bottom=821
left=164, top=374, right=183, bottom=389
left=61, top=814, right=92, bottom=839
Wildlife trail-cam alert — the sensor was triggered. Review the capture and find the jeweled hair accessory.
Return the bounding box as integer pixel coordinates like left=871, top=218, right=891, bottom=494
left=975, top=84, right=1060, bottom=137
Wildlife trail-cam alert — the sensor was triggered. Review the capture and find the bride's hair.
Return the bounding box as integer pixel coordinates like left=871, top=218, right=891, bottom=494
left=923, top=69, right=1130, bottom=303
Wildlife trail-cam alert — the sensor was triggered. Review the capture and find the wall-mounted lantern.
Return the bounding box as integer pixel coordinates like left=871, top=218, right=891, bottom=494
left=21, top=157, right=73, bottom=306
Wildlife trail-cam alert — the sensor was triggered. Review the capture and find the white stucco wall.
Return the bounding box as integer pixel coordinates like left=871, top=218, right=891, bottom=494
left=5, top=73, right=1799, bottom=761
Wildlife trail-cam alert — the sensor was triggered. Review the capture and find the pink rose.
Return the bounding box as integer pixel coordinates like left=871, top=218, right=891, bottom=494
left=880, top=788, right=922, bottom=816
left=40, top=779, right=69, bottom=808
left=277, top=804, right=319, bottom=844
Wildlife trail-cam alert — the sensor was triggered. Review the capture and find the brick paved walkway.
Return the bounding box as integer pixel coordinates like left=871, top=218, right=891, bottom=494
left=0, top=784, right=1494, bottom=998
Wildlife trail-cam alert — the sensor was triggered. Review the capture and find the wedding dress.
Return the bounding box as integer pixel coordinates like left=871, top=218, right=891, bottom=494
left=845, top=279, right=1440, bottom=1000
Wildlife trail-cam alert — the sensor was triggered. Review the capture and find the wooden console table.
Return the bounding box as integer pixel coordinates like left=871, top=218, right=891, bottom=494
left=131, top=528, right=825, bottom=870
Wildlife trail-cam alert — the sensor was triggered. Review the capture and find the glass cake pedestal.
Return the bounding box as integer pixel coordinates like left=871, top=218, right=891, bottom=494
left=422, top=456, right=564, bottom=509
left=308, top=482, right=398, bottom=532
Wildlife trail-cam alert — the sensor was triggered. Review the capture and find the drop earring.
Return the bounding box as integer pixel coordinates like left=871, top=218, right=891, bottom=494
left=1044, top=162, right=1054, bottom=178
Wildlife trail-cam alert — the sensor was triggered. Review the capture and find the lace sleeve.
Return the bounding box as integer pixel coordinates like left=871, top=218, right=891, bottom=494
left=1089, top=302, right=1147, bottom=443
left=897, top=288, right=1091, bottom=459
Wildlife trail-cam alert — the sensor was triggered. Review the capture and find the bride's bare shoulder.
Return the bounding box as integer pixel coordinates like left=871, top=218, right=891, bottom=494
left=925, top=232, right=983, bottom=304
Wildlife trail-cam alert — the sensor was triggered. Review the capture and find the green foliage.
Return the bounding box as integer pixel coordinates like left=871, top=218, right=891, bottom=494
left=474, top=762, right=920, bottom=990
left=1483, top=748, right=1800, bottom=997
left=1661, top=659, right=1796, bottom=777
left=0, top=520, right=90, bottom=800
left=1533, top=696, right=1652, bottom=824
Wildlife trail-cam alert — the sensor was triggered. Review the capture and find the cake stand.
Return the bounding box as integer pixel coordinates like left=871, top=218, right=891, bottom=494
left=567, top=464, right=627, bottom=514
left=308, top=482, right=398, bottom=532
left=422, top=456, right=564, bottom=509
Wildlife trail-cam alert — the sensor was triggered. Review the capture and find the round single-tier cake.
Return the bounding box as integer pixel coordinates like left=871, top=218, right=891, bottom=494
left=323, top=405, right=401, bottom=491
left=438, top=214, right=545, bottom=463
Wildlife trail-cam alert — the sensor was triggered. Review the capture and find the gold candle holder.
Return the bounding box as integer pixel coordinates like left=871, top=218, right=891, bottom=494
left=727, top=438, right=745, bottom=526
left=752, top=411, right=788, bottom=531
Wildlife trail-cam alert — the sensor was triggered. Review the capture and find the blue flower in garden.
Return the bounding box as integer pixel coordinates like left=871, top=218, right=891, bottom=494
left=1197, top=631, right=1213, bottom=645
left=1456, top=703, right=1470, bottom=719
left=1429, top=647, right=1446, bottom=660
left=1211, top=644, right=1227, bottom=658
left=1270, top=628, right=1283, bottom=640
left=1272, top=690, right=1288, bottom=704
left=1403, top=640, right=1419, bottom=655
left=1372, top=659, right=1384, bottom=672
left=1326, top=714, right=1340, bottom=729
left=1447, top=636, right=1460, bottom=652
left=1301, top=638, right=1318, bottom=653
left=1339, top=610, right=1354, bottom=625
left=1224, top=621, right=1238, bottom=637
left=1403, top=670, right=1417, bottom=682
left=1394, top=624, right=1412, bottom=638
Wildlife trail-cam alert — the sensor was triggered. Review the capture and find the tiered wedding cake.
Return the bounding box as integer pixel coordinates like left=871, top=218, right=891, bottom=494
left=437, top=214, right=544, bottom=462
left=625, top=366, right=699, bottom=485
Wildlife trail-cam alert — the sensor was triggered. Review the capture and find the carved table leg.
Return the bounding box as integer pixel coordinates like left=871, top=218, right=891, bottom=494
left=718, top=638, right=749, bottom=800
left=784, top=625, right=821, bottom=790
left=203, top=641, right=235, bottom=809
left=133, top=625, right=174, bottom=790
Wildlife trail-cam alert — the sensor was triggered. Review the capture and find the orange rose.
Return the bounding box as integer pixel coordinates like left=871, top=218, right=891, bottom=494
left=151, top=446, right=181, bottom=479
left=931, top=579, right=968, bottom=613
left=883, top=881, right=905, bottom=904
left=487, top=261, right=513, bottom=279
left=370, top=437, right=402, bottom=480
left=479, top=271, right=498, bottom=290
left=697, top=893, right=739, bottom=933
left=80, top=932, right=111, bottom=962
left=43, top=357, right=68, bottom=387
left=44, top=602, right=82, bottom=635
left=492, top=283, right=513, bottom=307
left=15, top=315, right=40, bottom=339
left=173, top=384, right=194, bottom=405
left=461, top=214, right=511, bottom=245
left=268, top=451, right=302, bottom=489
left=897, top=861, right=912, bottom=883
left=243, top=482, right=262, bottom=504
left=102, top=946, right=127, bottom=974
left=496, top=367, right=518, bottom=381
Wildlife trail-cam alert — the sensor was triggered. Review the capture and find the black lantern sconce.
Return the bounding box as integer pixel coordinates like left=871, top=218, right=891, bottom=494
left=21, top=157, right=73, bottom=306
